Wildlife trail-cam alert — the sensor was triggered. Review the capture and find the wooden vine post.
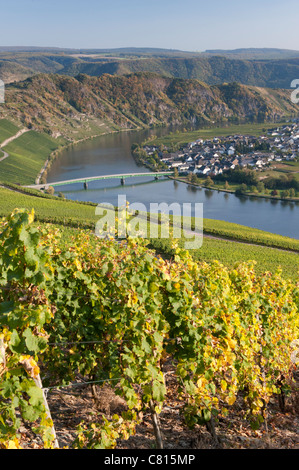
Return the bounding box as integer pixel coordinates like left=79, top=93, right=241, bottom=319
left=33, top=374, right=59, bottom=449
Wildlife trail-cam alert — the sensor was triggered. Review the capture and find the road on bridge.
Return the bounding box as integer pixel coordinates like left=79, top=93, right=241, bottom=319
left=25, top=171, right=174, bottom=190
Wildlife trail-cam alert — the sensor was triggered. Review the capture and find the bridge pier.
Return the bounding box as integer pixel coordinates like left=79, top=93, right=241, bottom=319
left=84, top=181, right=88, bottom=190
left=121, top=177, right=125, bottom=185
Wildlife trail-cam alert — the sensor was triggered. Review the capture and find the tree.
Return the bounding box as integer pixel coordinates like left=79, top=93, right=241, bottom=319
left=289, top=188, right=296, bottom=198
left=131, top=143, right=140, bottom=152
left=191, top=173, right=198, bottom=184
left=235, top=183, right=247, bottom=196
left=281, top=190, right=290, bottom=198
left=206, top=176, right=213, bottom=187
left=46, top=186, right=55, bottom=196
left=257, top=181, right=265, bottom=193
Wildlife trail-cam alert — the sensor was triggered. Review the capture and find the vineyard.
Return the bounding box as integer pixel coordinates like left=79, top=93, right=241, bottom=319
left=0, top=208, right=298, bottom=449
left=151, top=235, right=299, bottom=281
left=0, top=130, right=64, bottom=185
left=0, top=186, right=298, bottom=282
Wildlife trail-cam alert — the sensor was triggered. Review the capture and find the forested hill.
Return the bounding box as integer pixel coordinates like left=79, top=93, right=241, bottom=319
left=59, top=56, right=299, bottom=89
left=1, top=73, right=297, bottom=138
left=1, top=51, right=299, bottom=88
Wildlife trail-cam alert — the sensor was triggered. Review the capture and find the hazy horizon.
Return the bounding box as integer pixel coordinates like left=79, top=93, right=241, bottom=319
left=1, top=46, right=299, bottom=54
left=0, top=0, right=298, bottom=52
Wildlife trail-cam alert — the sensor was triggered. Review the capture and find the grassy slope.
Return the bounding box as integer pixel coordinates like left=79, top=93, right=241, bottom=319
left=0, top=130, right=64, bottom=184
left=0, top=118, right=20, bottom=143
left=150, top=236, right=298, bottom=281
left=201, top=217, right=299, bottom=251
left=0, top=186, right=97, bottom=224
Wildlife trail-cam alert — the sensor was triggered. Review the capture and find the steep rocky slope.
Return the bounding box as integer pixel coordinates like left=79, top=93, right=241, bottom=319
left=0, top=73, right=296, bottom=139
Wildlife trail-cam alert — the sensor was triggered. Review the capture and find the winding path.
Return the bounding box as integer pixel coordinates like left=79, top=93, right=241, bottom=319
left=0, top=128, right=30, bottom=162
left=0, top=149, right=9, bottom=162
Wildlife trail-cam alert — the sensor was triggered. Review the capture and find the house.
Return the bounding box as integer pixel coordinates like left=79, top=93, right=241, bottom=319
left=179, top=165, right=190, bottom=171
left=171, top=162, right=182, bottom=168
left=202, top=166, right=211, bottom=175
left=227, top=146, right=235, bottom=156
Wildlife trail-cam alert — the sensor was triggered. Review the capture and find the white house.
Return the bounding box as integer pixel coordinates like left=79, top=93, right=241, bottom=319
left=227, top=146, right=235, bottom=156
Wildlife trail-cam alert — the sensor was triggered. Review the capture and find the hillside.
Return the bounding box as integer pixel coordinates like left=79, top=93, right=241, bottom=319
left=58, top=56, right=299, bottom=89
left=2, top=49, right=299, bottom=88
left=0, top=73, right=297, bottom=139
left=2, top=46, right=299, bottom=59
left=0, top=61, right=35, bottom=83
left=203, top=48, right=299, bottom=60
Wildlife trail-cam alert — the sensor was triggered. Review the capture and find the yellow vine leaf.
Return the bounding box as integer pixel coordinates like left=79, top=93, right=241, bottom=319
left=19, top=355, right=40, bottom=378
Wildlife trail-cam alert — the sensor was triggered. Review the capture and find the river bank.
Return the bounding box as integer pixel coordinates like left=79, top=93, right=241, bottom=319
left=169, top=176, right=299, bottom=204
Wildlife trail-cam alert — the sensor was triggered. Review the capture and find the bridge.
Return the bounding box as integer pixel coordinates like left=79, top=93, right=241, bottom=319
left=26, top=171, right=174, bottom=190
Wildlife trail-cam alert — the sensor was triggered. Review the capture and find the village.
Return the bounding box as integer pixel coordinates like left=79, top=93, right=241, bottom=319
left=143, top=122, right=299, bottom=177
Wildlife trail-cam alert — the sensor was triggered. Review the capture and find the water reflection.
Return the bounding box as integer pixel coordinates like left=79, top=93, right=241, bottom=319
left=204, top=189, right=214, bottom=199
left=237, top=195, right=247, bottom=204
left=249, top=196, right=260, bottom=203
left=270, top=199, right=279, bottom=206
left=187, top=185, right=198, bottom=194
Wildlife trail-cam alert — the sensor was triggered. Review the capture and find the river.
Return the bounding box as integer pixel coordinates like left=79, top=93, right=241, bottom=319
left=47, top=127, right=299, bottom=239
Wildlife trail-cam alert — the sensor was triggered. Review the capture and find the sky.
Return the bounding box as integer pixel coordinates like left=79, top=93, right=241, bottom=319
left=0, top=0, right=298, bottom=51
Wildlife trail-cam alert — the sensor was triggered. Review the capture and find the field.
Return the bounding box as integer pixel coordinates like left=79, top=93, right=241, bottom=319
left=261, top=160, right=299, bottom=182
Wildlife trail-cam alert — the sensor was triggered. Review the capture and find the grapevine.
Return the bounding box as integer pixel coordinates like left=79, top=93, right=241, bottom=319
left=0, top=209, right=298, bottom=448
